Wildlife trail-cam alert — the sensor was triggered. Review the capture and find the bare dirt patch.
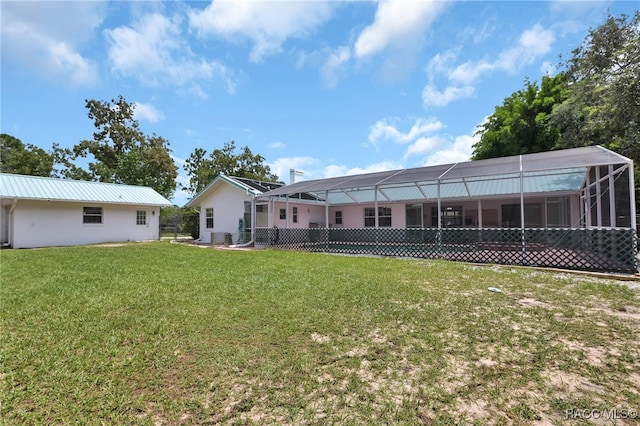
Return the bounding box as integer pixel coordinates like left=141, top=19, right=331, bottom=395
left=517, top=298, right=553, bottom=309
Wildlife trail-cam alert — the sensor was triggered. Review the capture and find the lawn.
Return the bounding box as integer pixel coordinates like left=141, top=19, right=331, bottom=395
left=1, top=242, right=639, bottom=425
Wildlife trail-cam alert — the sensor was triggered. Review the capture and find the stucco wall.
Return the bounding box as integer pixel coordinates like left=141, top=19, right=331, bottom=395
left=10, top=200, right=161, bottom=248
left=198, top=184, right=252, bottom=244
left=270, top=201, right=326, bottom=229
left=317, top=196, right=581, bottom=229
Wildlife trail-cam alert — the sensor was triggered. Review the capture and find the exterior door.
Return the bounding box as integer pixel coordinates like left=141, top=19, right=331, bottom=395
left=134, top=209, right=150, bottom=241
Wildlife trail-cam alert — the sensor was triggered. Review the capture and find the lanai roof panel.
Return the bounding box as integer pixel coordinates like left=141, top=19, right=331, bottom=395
left=258, top=146, right=629, bottom=201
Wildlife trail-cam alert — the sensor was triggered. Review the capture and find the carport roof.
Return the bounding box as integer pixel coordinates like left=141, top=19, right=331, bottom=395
left=258, top=146, right=631, bottom=204
left=0, top=173, right=173, bottom=206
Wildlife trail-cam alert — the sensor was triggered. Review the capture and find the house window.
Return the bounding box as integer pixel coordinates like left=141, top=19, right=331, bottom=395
left=292, top=207, right=298, bottom=223
left=431, top=206, right=463, bottom=227
left=442, top=206, right=463, bottom=227
left=205, top=208, right=214, bottom=228
left=364, top=207, right=392, bottom=227
left=335, top=211, right=342, bottom=225
left=501, top=203, right=542, bottom=228
left=83, top=207, right=103, bottom=224
left=406, top=204, right=422, bottom=228
left=280, top=208, right=286, bottom=220
left=136, top=210, right=147, bottom=225
left=547, top=197, right=570, bottom=227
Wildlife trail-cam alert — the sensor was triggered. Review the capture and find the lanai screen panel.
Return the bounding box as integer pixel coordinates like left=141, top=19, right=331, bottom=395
left=259, top=146, right=631, bottom=205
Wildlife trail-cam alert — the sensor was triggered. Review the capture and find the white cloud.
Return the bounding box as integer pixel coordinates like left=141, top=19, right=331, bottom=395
left=269, top=156, right=403, bottom=183
left=106, top=13, right=235, bottom=95
left=422, top=84, right=475, bottom=107
left=322, top=161, right=404, bottom=179
left=404, top=135, right=447, bottom=159
left=421, top=133, right=479, bottom=167
left=368, top=117, right=444, bottom=149
left=449, top=60, right=494, bottom=86
left=1, top=1, right=104, bottom=87
left=354, top=0, right=446, bottom=59
left=134, top=102, right=165, bottom=123
left=320, top=45, right=351, bottom=88
left=189, top=1, right=334, bottom=63
left=425, top=50, right=458, bottom=78
left=268, top=141, right=286, bottom=150
left=550, top=0, right=610, bottom=17
left=496, top=24, right=555, bottom=73
left=449, top=24, right=556, bottom=85
left=269, top=156, right=320, bottom=182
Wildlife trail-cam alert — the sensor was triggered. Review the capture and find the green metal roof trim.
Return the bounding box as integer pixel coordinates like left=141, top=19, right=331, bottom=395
left=185, top=174, right=263, bottom=208
left=259, top=146, right=630, bottom=204
left=0, top=173, right=173, bottom=206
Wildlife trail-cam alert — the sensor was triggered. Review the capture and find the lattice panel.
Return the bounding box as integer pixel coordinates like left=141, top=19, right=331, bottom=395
left=254, top=227, right=637, bottom=273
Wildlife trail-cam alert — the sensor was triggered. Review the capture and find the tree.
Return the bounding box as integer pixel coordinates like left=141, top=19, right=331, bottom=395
left=473, top=11, right=639, bottom=170
left=472, top=74, right=568, bottom=160
left=183, top=141, right=279, bottom=195
left=66, top=96, right=178, bottom=199
left=0, top=134, right=54, bottom=176
left=549, top=11, right=640, bottom=163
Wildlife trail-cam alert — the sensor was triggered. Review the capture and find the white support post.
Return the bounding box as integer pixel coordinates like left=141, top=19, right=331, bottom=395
left=437, top=179, right=442, bottom=254
left=596, top=167, right=602, bottom=227
left=437, top=180, right=442, bottom=230
left=629, top=162, right=637, bottom=230
left=325, top=190, right=329, bottom=229
left=519, top=156, right=525, bottom=231
left=325, top=190, right=329, bottom=249
left=519, top=156, right=526, bottom=264
left=374, top=186, right=379, bottom=229
left=477, top=199, right=483, bottom=229
left=251, top=195, right=256, bottom=241
left=585, top=170, right=591, bottom=227
left=608, top=164, right=616, bottom=228
left=286, top=195, right=290, bottom=228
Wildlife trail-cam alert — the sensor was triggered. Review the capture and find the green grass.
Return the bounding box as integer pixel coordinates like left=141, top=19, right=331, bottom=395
left=1, top=242, right=639, bottom=424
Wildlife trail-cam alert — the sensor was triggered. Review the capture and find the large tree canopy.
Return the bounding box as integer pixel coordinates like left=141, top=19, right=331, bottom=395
left=472, top=74, right=567, bottom=160
left=0, top=134, right=54, bottom=176
left=472, top=11, right=639, bottom=168
left=61, top=96, right=178, bottom=199
left=183, top=141, right=279, bottom=195
left=549, top=11, right=639, bottom=162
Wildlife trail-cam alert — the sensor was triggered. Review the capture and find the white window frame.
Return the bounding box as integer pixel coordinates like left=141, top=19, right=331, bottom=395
left=205, top=208, right=214, bottom=229
left=83, top=207, right=103, bottom=224
left=136, top=210, right=147, bottom=226
left=335, top=210, right=343, bottom=225
left=364, top=207, right=392, bottom=227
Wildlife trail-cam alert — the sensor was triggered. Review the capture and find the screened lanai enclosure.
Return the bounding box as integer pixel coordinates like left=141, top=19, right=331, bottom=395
left=251, top=146, right=637, bottom=273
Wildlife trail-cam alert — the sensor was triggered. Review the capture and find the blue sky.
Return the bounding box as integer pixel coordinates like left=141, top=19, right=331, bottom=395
left=1, top=1, right=637, bottom=206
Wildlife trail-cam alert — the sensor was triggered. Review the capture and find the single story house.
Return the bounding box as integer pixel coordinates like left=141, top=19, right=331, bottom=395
left=184, top=174, right=284, bottom=244
left=251, top=146, right=637, bottom=273
left=0, top=173, right=173, bottom=248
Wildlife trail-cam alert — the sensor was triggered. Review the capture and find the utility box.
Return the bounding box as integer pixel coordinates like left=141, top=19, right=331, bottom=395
left=224, top=233, right=233, bottom=246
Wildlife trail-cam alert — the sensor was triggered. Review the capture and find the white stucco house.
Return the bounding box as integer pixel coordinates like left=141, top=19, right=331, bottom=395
left=0, top=173, right=173, bottom=248
left=184, top=175, right=284, bottom=244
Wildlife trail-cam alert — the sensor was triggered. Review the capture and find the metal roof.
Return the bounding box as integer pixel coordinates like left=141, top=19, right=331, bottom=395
left=258, top=146, right=631, bottom=205
left=0, top=173, right=173, bottom=206
left=185, top=175, right=272, bottom=207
